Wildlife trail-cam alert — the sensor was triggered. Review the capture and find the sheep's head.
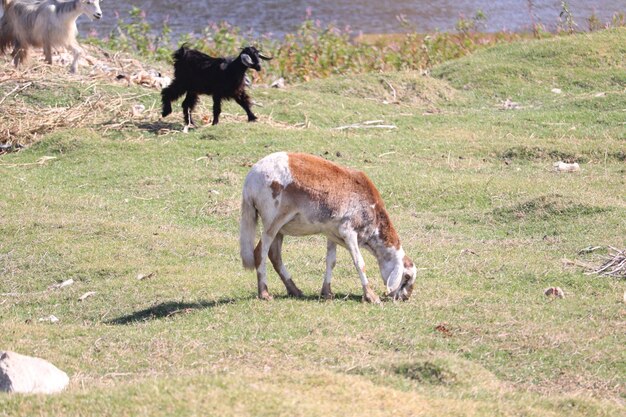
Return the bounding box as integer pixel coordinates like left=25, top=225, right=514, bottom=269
left=240, top=46, right=272, bottom=71
left=386, top=255, right=417, bottom=301
left=80, top=0, right=102, bottom=20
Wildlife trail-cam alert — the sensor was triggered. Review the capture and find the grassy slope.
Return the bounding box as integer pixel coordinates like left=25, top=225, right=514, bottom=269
left=0, top=30, right=625, bottom=416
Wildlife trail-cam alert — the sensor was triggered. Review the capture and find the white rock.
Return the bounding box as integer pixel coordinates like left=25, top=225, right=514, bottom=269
left=78, top=291, right=96, bottom=301
left=271, top=77, right=285, bottom=89
left=38, top=315, right=59, bottom=323
left=0, top=351, right=69, bottom=394
left=551, top=88, right=562, bottom=94
left=49, top=279, right=74, bottom=290
left=553, top=161, right=580, bottom=172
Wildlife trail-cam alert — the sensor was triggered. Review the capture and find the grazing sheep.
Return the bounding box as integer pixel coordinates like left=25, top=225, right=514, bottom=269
left=161, top=44, right=272, bottom=132
left=239, top=152, right=417, bottom=303
left=0, top=0, right=102, bottom=73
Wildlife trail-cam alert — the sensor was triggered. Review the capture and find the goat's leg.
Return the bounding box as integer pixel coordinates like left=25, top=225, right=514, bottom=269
left=321, top=240, right=337, bottom=299
left=181, top=92, right=198, bottom=133
left=268, top=233, right=303, bottom=298
left=342, top=231, right=381, bottom=304
left=211, top=96, right=222, bottom=125
left=43, top=42, right=52, bottom=65
left=11, top=44, right=27, bottom=68
left=161, top=80, right=186, bottom=118
left=68, top=41, right=82, bottom=73
left=234, top=92, right=257, bottom=122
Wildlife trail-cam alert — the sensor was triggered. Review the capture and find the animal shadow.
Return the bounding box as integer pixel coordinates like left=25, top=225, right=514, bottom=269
left=133, top=120, right=180, bottom=135
left=107, top=298, right=237, bottom=325
left=274, top=292, right=364, bottom=303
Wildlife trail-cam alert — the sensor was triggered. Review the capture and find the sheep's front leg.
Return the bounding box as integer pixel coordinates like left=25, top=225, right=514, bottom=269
left=321, top=240, right=336, bottom=299
left=268, top=233, right=303, bottom=298
left=342, top=232, right=381, bottom=304
left=234, top=92, right=257, bottom=122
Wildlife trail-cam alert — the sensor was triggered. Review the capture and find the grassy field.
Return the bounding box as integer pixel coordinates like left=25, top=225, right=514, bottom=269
left=0, top=29, right=625, bottom=416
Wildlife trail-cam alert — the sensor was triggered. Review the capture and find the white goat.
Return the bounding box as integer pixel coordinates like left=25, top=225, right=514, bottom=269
left=0, top=0, right=102, bottom=73
left=240, top=152, right=417, bottom=303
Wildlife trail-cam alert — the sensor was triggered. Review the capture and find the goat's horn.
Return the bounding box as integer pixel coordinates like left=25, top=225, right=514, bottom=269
left=258, top=52, right=273, bottom=60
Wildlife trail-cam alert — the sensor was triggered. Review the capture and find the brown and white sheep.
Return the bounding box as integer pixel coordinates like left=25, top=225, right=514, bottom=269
left=239, top=152, right=417, bottom=303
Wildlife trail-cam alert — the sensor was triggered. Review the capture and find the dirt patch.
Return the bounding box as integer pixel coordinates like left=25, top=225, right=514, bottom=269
left=499, top=146, right=579, bottom=162
left=499, top=146, right=626, bottom=163
left=393, top=361, right=457, bottom=385
left=492, top=194, right=608, bottom=222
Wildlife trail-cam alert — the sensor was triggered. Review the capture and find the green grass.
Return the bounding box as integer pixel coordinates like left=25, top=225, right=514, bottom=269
left=1, top=30, right=625, bottom=416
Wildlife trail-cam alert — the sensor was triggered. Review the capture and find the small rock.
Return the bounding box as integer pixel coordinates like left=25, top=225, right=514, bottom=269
left=136, top=272, right=154, bottom=281
left=544, top=287, right=565, bottom=298
left=553, top=161, right=580, bottom=172
left=0, top=351, right=69, bottom=394
left=501, top=98, right=520, bottom=110
left=551, top=88, right=562, bottom=94
left=270, top=77, right=285, bottom=89
left=38, top=315, right=60, bottom=323
left=131, top=104, right=145, bottom=117
left=48, top=279, right=74, bottom=290
left=78, top=291, right=96, bottom=301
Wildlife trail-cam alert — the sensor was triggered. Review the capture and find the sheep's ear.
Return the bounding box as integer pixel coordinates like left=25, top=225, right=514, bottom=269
left=240, top=53, right=254, bottom=67
left=386, top=263, right=403, bottom=294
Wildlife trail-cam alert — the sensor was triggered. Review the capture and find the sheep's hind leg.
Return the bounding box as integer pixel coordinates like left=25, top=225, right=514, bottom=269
left=268, top=233, right=303, bottom=298
left=254, top=214, right=295, bottom=300
left=321, top=240, right=336, bottom=299
left=182, top=92, right=198, bottom=133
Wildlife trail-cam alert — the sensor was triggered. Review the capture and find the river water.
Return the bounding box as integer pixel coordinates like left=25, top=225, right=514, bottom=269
left=79, top=0, right=623, bottom=37
left=0, top=1, right=619, bottom=38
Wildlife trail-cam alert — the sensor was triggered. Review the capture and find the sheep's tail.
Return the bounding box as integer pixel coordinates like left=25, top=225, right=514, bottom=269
left=239, top=191, right=258, bottom=270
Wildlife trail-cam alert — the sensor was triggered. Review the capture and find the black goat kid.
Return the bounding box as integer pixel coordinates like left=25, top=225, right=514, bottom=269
left=161, top=45, right=271, bottom=131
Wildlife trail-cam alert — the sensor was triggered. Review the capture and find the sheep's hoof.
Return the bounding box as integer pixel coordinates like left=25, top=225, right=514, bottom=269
left=258, top=290, right=273, bottom=301
left=284, top=279, right=303, bottom=298
left=248, top=116, right=258, bottom=123
left=320, top=282, right=334, bottom=300
left=362, top=286, right=381, bottom=304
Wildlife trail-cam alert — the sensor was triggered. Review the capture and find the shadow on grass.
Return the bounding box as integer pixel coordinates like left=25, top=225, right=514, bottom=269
left=109, top=292, right=366, bottom=324
left=272, top=292, right=364, bottom=303
left=132, top=120, right=180, bottom=135
left=107, top=298, right=237, bottom=325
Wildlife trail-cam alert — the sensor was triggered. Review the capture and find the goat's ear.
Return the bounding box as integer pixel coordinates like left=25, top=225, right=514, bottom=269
left=258, top=52, right=273, bottom=61
left=240, top=53, right=254, bottom=67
